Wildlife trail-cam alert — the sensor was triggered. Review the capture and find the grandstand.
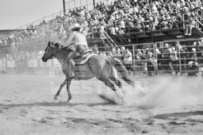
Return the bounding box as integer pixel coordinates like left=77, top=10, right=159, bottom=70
left=0, top=0, right=203, bottom=76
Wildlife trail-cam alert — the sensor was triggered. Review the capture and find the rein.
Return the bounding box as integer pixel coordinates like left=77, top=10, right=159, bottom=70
left=47, top=42, right=74, bottom=60
left=47, top=44, right=64, bottom=60
left=52, top=48, right=63, bottom=59
left=52, top=45, right=73, bottom=60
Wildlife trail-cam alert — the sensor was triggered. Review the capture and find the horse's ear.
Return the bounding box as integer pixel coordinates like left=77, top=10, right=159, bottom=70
left=54, top=42, right=60, bottom=48
left=48, top=41, right=50, bottom=46
left=54, top=42, right=63, bottom=49
left=50, top=42, right=55, bottom=48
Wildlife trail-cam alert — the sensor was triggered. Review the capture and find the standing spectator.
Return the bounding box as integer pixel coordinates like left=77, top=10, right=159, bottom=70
left=123, top=48, right=133, bottom=74
left=146, top=51, right=157, bottom=76
left=162, top=43, right=171, bottom=72
left=116, top=48, right=122, bottom=59
left=169, top=47, right=179, bottom=75
left=187, top=61, right=199, bottom=76
left=191, top=48, right=198, bottom=61
left=120, top=46, right=126, bottom=61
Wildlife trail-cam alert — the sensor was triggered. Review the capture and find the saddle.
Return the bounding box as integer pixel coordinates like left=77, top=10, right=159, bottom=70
left=73, top=49, right=96, bottom=65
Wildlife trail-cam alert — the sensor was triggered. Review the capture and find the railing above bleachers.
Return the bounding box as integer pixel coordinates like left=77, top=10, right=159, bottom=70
left=195, top=8, right=203, bottom=30
left=16, top=10, right=63, bottom=30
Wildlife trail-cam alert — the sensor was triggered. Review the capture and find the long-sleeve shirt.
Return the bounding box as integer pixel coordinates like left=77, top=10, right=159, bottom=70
left=65, top=31, right=88, bottom=47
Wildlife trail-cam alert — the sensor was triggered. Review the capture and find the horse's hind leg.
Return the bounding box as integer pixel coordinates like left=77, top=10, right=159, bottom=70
left=99, top=78, right=123, bottom=100
left=121, top=76, right=135, bottom=87
left=54, top=79, right=67, bottom=100
left=99, top=78, right=116, bottom=91
left=110, top=77, right=122, bottom=88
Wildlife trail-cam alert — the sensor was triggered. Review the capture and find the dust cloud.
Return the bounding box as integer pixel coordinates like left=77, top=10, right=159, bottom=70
left=123, top=76, right=203, bottom=109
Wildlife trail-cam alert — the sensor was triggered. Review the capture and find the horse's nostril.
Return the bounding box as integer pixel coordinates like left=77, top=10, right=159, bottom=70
left=42, top=57, right=46, bottom=62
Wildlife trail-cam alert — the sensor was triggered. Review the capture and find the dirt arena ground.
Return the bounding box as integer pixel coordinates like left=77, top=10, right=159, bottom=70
left=0, top=73, right=203, bottom=135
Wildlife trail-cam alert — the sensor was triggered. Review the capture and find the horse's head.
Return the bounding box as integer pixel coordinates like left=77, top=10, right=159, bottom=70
left=42, top=41, right=62, bottom=62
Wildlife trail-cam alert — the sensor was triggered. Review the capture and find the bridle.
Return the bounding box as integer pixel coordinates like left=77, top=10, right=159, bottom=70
left=46, top=42, right=63, bottom=59
left=44, top=41, right=75, bottom=61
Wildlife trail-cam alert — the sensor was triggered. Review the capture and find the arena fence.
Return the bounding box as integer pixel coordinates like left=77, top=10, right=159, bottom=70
left=0, top=38, right=203, bottom=76
left=64, top=0, right=116, bottom=13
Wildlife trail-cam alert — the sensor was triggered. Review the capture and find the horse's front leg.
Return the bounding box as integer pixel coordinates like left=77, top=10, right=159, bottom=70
left=54, top=79, right=67, bottom=100
left=66, top=78, right=72, bottom=102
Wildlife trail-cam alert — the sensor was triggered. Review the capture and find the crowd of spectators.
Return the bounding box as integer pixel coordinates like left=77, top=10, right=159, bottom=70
left=95, top=0, right=202, bottom=34
left=0, top=0, right=203, bottom=76
left=1, top=0, right=203, bottom=49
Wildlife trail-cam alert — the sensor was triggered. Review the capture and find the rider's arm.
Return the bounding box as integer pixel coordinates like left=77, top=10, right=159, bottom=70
left=66, top=33, right=75, bottom=47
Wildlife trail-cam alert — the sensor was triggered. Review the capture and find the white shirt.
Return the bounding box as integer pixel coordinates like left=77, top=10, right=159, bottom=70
left=124, top=51, right=132, bottom=64
left=109, top=27, right=116, bottom=35
left=65, top=31, right=88, bottom=47
left=120, top=20, right=125, bottom=28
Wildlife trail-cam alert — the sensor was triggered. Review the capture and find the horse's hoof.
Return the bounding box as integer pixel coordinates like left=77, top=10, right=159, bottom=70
left=54, top=95, right=58, bottom=100
left=67, top=99, right=71, bottom=102
left=67, top=97, right=71, bottom=102
left=120, top=98, right=125, bottom=105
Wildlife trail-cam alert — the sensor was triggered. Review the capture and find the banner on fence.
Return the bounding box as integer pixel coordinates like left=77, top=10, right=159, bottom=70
left=39, top=60, right=45, bottom=67
left=47, top=60, right=53, bottom=67
left=7, top=60, right=15, bottom=68
left=0, top=59, right=4, bottom=70
left=53, top=59, right=61, bottom=68
left=28, top=59, right=38, bottom=67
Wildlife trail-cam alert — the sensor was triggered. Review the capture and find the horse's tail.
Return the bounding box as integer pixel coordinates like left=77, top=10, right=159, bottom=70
left=110, top=58, right=134, bottom=87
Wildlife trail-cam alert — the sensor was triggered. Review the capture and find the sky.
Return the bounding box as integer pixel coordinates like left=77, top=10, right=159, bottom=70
left=0, top=0, right=63, bottom=30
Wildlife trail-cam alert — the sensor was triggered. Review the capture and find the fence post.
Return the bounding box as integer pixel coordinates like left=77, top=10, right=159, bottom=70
left=182, top=14, right=185, bottom=30
left=132, top=44, right=136, bottom=76
left=63, top=0, right=66, bottom=15
left=178, top=46, right=182, bottom=74
left=153, top=43, right=158, bottom=75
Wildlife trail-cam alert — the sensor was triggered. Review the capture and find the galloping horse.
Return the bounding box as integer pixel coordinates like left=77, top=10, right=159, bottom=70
left=42, top=41, right=134, bottom=102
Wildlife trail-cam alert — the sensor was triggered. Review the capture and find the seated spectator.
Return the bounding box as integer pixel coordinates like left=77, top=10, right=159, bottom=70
left=185, top=13, right=196, bottom=36
left=135, top=49, right=144, bottom=60
left=0, top=39, right=2, bottom=46
left=108, top=25, right=116, bottom=35
left=99, top=24, right=105, bottom=39
left=99, top=51, right=107, bottom=57
left=111, top=47, right=117, bottom=58
left=175, top=41, right=185, bottom=53
left=92, top=44, right=99, bottom=54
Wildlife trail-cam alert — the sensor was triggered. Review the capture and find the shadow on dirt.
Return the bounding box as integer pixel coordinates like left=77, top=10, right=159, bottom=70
left=0, top=101, right=116, bottom=108
left=155, top=111, right=203, bottom=119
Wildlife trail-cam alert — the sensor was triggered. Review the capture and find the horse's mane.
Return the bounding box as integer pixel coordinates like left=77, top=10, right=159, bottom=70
left=51, top=42, right=72, bottom=59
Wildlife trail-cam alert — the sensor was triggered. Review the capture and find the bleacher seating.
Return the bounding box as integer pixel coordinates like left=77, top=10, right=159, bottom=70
left=0, top=0, right=203, bottom=76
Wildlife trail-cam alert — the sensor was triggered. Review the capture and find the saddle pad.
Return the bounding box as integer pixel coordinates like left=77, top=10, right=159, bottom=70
left=74, top=53, right=97, bottom=65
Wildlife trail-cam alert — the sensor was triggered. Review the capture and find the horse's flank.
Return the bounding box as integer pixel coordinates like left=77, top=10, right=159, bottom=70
left=54, top=48, right=96, bottom=80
